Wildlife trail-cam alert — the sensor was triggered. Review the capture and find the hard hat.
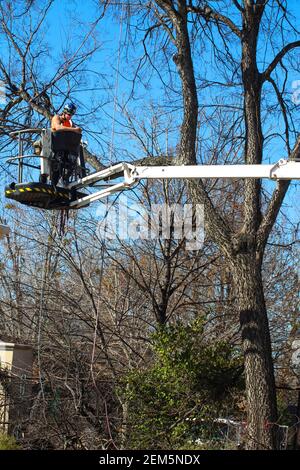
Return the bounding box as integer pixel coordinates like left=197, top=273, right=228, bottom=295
left=63, top=102, right=77, bottom=115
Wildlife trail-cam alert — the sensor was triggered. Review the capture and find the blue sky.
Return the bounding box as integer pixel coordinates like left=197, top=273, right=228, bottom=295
left=19, top=1, right=299, bottom=162
left=1, top=0, right=299, bottom=231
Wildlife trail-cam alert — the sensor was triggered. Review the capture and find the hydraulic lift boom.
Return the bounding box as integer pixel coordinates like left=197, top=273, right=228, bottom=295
left=4, top=128, right=299, bottom=210
left=68, top=159, right=300, bottom=209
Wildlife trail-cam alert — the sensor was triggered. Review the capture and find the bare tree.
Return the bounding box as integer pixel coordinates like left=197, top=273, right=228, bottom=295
left=97, top=0, right=300, bottom=449
left=0, top=0, right=105, bottom=169
left=1, top=0, right=299, bottom=450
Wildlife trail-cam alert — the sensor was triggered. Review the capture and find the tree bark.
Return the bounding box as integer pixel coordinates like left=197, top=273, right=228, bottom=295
left=152, top=1, right=281, bottom=449
left=231, top=254, right=278, bottom=449
left=241, top=8, right=263, bottom=233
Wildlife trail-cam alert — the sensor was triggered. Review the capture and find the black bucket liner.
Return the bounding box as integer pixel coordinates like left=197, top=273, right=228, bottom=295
left=51, top=131, right=82, bottom=154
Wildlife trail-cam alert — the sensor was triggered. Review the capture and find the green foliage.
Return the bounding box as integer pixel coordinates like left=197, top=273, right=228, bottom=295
left=122, top=319, right=244, bottom=449
left=0, top=433, right=20, bottom=450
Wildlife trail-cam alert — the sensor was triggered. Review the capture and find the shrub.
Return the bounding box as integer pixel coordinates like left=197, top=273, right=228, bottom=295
left=0, top=433, right=20, bottom=450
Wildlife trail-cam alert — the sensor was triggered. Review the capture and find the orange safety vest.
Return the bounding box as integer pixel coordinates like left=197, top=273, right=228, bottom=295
left=60, top=115, right=73, bottom=128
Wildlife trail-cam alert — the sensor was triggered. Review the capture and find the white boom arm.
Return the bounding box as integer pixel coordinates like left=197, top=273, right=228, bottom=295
left=68, top=159, right=300, bottom=208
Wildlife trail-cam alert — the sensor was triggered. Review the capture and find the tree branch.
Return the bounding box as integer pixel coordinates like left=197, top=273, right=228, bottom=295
left=155, top=0, right=181, bottom=23
left=262, top=41, right=300, bottom=81
left=256, top=135, right=300, bottom=253
left=82, top=147, right=106, bottom=171
left=266, top=75, right=290, bottom=154
left=18, top=89, right=50, bottom=120
left=187, top=4, right=242, bottom=37
left=232, top=0, right=244, bottom=12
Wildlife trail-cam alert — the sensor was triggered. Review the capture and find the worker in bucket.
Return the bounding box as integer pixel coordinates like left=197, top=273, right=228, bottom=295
left=51, top=101, right=82, bottom=134
left=33, top=102, right=81, bottom=157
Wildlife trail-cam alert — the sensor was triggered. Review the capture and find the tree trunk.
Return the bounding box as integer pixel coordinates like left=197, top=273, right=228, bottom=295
left=126, top=0, right=300, bottom=451
left=241, top=22, right=263, bottom=234
left=232, top=254, right=278, bottom=449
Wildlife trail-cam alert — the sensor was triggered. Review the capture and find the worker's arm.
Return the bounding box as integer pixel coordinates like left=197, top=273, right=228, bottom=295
left=51, top=115, right=62, bottom=131
left=51, top=115, right=82, bottom=133
left=71, top=121, right=82, bottom=134
left=55, top=126, right=82, bottom=134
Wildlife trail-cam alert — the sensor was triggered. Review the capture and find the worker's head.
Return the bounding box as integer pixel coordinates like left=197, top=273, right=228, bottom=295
left=62, top=101, right=77, bottom=119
